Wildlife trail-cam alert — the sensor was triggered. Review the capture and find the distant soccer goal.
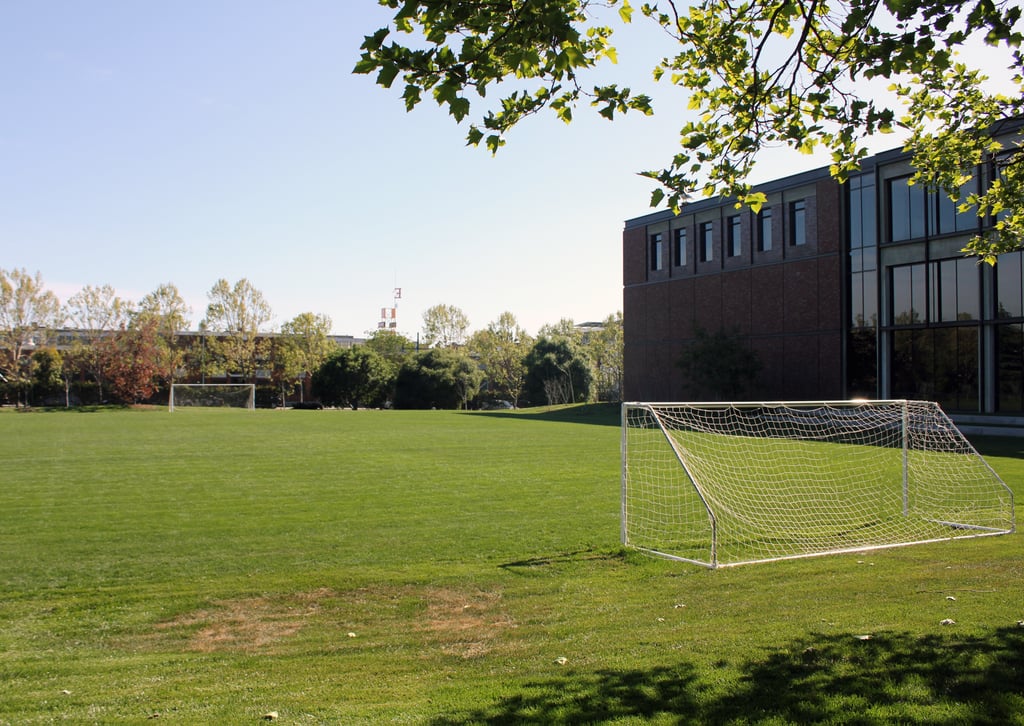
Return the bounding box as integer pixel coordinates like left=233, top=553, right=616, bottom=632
left=169, top=383, right=256, bottom=412
left=621, top=400, right=1015, bottom=568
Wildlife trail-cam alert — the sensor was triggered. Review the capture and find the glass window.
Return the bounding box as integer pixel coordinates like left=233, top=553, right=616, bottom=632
left=650, top=233, right=663, bottom=272
left=997, top=251, right=1023, bottom=318
left=673, top=228, right=687, bottom=267
left=727, top=215, right=741, bottom=257
left=929, top=185, right=979, bottom=236
left=932, top=192, right=956, bottom=237
left=938, top=260, right=957, bottom=323
left=889, top=176, right=926, bottom=241
left=846, top=328, right=877, bottom=398
left=700, top=221, right=714, bottom=262
left=850, top=269, right=878, bottom=329
left=956, top=257, right=980, bottom=321
left=998, top=323, right=1024, bottom=412
left=891, top=263, right=927, bottom=325
left=757, top=207, right=773, bottom=251
left=932, top=258, right=980, bottom=322
left=851, top=271, right=865, bottom=328
left=891, top=329, right=928, bottom=400
left=790, top=200, right=806, bottom=246
left=848, top=174, right=877, bottom=249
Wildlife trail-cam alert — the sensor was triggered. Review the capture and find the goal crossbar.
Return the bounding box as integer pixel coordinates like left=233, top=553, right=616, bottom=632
left=621, top=400, right=1015, bottom=568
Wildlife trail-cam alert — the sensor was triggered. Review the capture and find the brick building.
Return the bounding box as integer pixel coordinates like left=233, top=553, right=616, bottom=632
left=623, top=121, right=1024, bottom=430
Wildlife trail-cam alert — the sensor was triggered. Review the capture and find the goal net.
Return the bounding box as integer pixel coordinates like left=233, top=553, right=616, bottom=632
left=622, top=400, right=1015, bottom=568
left=169, top=383, right=256, bottom=411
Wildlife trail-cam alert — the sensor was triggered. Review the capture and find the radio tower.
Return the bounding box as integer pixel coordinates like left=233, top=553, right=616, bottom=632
left=378, top=286, right=402, bottom=330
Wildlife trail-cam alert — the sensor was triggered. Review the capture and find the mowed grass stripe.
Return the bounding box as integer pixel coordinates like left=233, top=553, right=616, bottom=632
left=1, top=408, right=620, bottom=592
left=2, top=406, right=1022, bottom=723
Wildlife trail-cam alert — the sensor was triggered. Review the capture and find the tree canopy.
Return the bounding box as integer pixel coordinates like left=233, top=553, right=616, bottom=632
left=0, top=268, right=61, bottom=404
left=356, top=0, right=1024, bottom=260
left=312, top=346, right=393, bottom=409
left=421, top=303, right=470, bottom=348
left=393, top=347, right=483, bottom=409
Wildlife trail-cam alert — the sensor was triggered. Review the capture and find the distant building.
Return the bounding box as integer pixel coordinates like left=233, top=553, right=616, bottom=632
left=623, top=120, right=1024, bottom=431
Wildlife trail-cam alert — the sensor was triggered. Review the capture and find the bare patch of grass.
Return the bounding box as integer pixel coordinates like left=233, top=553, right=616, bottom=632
left=145, top=584, right=516, bottom=659
left=153, top=587, right=336, bottom=653
left=416, top=586, right=517, bottom=659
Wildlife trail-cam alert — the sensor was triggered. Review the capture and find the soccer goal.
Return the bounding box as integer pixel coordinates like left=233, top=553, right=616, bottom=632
left=169, top=383, right=256, bottom=411
left=621, top=400, right=1015, bottom=568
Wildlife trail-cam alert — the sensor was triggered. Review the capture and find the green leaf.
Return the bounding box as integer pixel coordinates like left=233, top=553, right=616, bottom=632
left=619, top=0, right=634, bottom=23
left=376, top=63, right=400, bottom=89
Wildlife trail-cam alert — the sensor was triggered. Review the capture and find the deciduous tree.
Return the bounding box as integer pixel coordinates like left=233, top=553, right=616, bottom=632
left=98, top=321, right=162, bottom=404
left=523, top=336, right=593, bottom=406
left=64, top=284, right=132, bottom=402
left=584, top=311, right=624, bottom=402
left=203, top=278, right=273, bottom=382
left=279, top=312, right=337, bottom=402
left=0, top=269, right=62, bottom=405
left=393, top=347, right=483, bottom=409
left=312, top=346, right=393, bottom=409
left=364, top=328, right=417, bottom=366
left=134, top=283, right=191, bottom=389
left=356, top=0, right=1024, bottom=259
left=468, top=311, right=532, bottom=407
left=422, top=303, right=470, bottom=349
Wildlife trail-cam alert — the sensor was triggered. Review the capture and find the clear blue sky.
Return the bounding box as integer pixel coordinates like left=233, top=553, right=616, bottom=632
left=2, top=3, right=999, bottom=338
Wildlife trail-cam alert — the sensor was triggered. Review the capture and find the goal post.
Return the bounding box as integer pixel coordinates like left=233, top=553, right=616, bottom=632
left=169, top=383, right=256, bottom=411
left=621, top=400, right=1015, bottom=568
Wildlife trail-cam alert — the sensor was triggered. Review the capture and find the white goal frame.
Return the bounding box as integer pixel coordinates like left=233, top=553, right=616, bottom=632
left=621, top=400, right=1015, bottom=568
left=168, top=383, right=256, bottom=412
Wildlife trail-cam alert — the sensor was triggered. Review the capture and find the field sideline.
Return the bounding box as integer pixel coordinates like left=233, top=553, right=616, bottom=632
left=1, top=405, right=1022, bottom=723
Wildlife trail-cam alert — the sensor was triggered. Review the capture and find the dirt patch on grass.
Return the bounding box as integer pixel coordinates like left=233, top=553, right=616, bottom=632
left=146, top=584, right=515, bottom=658
left=415, top=586, right=517, bottom=659
left=153, top=587, right=335, bottom=653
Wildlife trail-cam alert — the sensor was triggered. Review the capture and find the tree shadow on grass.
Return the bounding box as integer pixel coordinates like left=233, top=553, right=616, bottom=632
left=429, top=627, right=1024, bottom=724
left=467, top=403, right=621, bottom=428
left=430, top=663, right=704, bottom=725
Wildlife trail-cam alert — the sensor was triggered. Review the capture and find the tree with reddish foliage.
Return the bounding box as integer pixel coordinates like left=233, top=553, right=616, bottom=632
left=99, top=321, right=162, bottom=404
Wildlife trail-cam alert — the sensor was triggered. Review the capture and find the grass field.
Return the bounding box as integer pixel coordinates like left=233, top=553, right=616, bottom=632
left=1, top=404, right=1022, bottom=724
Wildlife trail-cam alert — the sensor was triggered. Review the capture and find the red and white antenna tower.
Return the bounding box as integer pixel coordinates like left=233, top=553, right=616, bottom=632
left=378, top=286, right=402, bottom=330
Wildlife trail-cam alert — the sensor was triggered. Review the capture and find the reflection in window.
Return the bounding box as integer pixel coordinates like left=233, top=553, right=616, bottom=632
left=849, top=174, right=877, bottom=249
left=998, top=323, right=1024, bottom=412
left=891, top=264, right=927, bottom=325
left=930, top=185, right=977, bottom=236
left=889, top=174, right=977, bottom=242
left=727, top=215, right=741, bottom=257
left=997, top=251, right=1023, bottom=318
left=758, top=208, right=773, bottom=251
left=931, top=258, right=980, bottom=322
left=890, top=328, right=978, bottom=412
left=673, top=228, right=687, bottom=267
left=700, top=221, right=714, bottom=262
left=889, top=176, right=926, bottom=241
left=790, top=200, right=806, bottom=246
left=650, top=233, right=663, bottom=272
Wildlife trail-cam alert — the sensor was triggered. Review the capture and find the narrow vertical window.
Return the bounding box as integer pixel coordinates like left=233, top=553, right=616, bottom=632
left=699, top=221, right=714, bottom=262
left=650, top=233, right=663, bottom=271
left=790, top=199, right=806, bottom=246
left=889, top=176, right=926, bottom=241
left=757, top=207, right=773, bottom=251
left=673, top=228, right=687, bottom=267
left=727, top=215, right=741, bottom=257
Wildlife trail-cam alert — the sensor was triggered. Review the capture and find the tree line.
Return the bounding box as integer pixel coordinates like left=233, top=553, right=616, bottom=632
left=0, top=268, right=622, bottom=409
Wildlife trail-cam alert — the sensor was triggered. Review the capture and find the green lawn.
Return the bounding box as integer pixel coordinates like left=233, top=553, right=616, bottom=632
left=1, top=405, right=1022, bottom=724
